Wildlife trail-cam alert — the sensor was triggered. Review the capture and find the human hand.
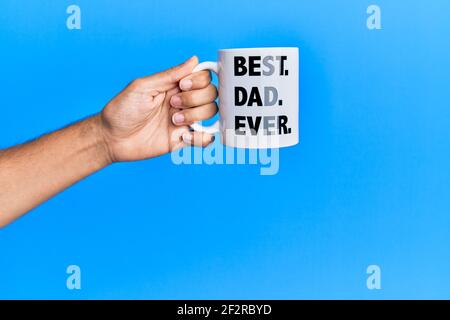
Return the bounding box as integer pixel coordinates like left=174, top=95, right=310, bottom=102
left=0, top=56, right=218, bottom=226
left=98, top=56, right=218, bottom=163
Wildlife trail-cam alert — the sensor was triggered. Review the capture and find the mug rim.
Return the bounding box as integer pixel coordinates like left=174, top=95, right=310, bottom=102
left=219, top=47, right=298, bottom=53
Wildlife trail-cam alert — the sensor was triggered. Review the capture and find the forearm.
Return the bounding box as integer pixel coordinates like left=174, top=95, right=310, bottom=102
left=0, top=115, right=112, bottom=227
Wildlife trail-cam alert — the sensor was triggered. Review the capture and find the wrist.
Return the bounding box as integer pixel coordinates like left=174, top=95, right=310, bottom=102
left=89, top=115, right=115, bottom=166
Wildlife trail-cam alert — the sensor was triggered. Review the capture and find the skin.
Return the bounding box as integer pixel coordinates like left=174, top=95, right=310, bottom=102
left=0, top=56, right=217, bottom=227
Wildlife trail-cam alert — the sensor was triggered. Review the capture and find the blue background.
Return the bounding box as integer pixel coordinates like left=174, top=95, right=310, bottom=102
left=1, top=0, right=450, bottom=299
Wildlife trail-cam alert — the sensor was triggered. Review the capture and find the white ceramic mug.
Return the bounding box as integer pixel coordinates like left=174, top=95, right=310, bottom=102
left=191, top=47, right=299, bottom=149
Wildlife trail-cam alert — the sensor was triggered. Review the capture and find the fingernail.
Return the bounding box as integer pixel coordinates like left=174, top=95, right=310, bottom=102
left=172, top=113, right=185, bottom=124
left=180, top=79, right=192, bottom=90
left=170, top=95, right=182, bottom=107
left=182, top=132, right=193, bottom=144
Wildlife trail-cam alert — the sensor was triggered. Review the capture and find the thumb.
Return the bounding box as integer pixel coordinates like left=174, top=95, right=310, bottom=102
left=145, top=56, right=198, bottom=91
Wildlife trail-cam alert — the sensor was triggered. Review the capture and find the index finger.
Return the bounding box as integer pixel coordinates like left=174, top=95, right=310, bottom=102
left=179, top=70, right=211, bottom=91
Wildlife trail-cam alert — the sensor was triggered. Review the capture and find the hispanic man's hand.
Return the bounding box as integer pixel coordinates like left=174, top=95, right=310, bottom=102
left=99, top=56, right=218, bottom=162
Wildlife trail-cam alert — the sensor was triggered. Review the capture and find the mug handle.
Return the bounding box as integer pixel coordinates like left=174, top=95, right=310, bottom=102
left=189, top=61, right=221, bottom=134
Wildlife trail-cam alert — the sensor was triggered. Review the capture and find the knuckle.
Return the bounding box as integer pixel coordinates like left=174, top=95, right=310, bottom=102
left=211, top=101, right=219, bottom=112
left=208, top=84, right=218, bottom=98
left=202, top=135, right=212, bottom=146
left=182, top=92, right=195, bottom=106
left=167, top=66, right=180, bottom=82
left=192, top=134, right=203, bottom=145
left=199, top=71, right=211, bottom=86
left=191, top=108, right=205, bottom=123
left=193, top=104, right=216, bottom=122
left=198, top=77, right=210, bottom=88
left=191, top=71, right=210, bottom=88
left=131, top=78, right=145, bottom=87
left=204, top=103, right=218, bottom=117
left=183, top=110, right=193, bottom=123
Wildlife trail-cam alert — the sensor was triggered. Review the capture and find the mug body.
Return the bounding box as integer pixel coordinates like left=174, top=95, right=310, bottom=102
left=217, top=47, right=299, bottom=149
